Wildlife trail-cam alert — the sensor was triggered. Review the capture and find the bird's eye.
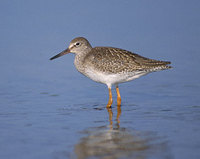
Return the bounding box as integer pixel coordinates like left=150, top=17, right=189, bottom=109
left=75, top=42, right=80, bottom=46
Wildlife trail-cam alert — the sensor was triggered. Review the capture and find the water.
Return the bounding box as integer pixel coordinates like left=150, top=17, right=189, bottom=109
left=1, top=1, right=200, bottom=159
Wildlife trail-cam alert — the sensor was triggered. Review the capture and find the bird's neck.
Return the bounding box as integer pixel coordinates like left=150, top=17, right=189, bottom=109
left=74, top=49, right=91, bottom=73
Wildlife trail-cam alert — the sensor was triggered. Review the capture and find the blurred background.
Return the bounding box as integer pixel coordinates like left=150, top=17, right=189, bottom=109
left=0, top=0, right=200, bottom=159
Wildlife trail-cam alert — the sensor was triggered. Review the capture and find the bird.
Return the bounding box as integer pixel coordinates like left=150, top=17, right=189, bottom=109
left=50, top=37, right=171, bottom=108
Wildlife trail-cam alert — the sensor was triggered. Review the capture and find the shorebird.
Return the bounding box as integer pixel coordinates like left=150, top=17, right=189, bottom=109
left=50, top=37, right=171, bottom=107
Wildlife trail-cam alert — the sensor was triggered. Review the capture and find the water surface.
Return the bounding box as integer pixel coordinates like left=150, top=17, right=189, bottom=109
left=0, top=1, right=200, bottom=159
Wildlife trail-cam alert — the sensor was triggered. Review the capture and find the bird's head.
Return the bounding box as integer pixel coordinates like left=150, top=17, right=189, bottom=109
left=50, top=37, right=92, bottom=60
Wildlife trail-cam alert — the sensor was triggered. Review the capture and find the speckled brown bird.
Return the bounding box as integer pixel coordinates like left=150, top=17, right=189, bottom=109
left=50, top=37, right=172, bottom=107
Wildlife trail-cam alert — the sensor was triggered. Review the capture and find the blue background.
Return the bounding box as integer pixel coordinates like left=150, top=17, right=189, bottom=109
left=0, top=0, right=200, bottom=159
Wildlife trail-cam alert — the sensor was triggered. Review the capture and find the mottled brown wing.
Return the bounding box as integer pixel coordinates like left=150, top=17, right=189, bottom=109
left=83, top=47, right=171, bottom=74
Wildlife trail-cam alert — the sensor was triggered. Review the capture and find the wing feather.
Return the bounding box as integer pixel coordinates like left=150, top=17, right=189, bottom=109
left=83, top=47, right=171, bottom=73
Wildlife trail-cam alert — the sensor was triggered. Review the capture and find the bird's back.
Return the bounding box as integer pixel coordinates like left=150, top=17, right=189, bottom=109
left=83, top=47, right=171, bottom=74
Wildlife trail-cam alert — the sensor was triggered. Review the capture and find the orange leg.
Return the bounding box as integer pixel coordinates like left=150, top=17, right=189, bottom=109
left=116, top=85, right=121, bottom=106
left=107, top=87, right=113, bottom=108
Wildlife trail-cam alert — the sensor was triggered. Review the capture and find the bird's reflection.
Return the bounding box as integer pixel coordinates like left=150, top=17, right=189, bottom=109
left=107, top=106, right=121, bottom=129
left=73, top=106, right=169, bottom=159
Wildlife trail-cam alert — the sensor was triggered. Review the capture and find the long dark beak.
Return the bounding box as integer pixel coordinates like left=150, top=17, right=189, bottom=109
left=50, top=48, right=70, bottom=60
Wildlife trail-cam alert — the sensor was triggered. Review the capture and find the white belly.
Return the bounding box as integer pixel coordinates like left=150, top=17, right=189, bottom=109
left=82, top=68, right=148, bottom=87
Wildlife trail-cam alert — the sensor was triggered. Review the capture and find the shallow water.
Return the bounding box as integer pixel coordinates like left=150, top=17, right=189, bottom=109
left=1, top=1, right=200, bottom=159
left=0, top=66, right=200, bottom=159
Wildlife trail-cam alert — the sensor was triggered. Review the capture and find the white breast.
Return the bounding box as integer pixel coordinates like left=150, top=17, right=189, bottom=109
left=82, top=68, right=148, bottom=87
